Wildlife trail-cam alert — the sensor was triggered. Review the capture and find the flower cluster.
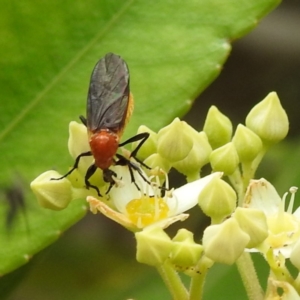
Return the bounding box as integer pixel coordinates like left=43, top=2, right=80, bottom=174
left=31, top=92, right=300, bottom=299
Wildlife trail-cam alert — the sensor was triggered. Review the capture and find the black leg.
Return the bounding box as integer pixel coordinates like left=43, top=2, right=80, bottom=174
left=51, top=151, right=92, bottom=180
left=115, top=153, right=151, bottom=187
left=102, top=168, right=118, bottom=194
left=128, top=160, right=152, bottom=186
left=118, top=132, right=151, bottom=169
left=118, top=132, right=149, bottom=148
left=130, top=132, right=150, bottom=158
left=126, top=160, right=141, bottom=191
left=131, top=155, right=151, bottom=170
left=85, top=164, right=102, bottom=197
left=79, top=115, right=87, bottom=126
left=118, top=132, right=149, bottom=157
left=115, top=153, right=168, bottom=193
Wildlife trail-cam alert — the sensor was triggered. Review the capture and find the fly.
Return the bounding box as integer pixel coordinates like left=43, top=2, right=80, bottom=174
left=52, top=53, right=149, bottom=196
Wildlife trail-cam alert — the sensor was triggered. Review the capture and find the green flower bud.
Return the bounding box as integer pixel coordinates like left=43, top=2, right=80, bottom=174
left=170, top=229, right=203, bottom=267
left=232, top=124, right=263, bottom=162
left=68, top=121, right=104, bottom=188
left=203, top=106, right=232, bottom=149
left=157, top=118, right=193, bottom=163
left=31, top=170, right=73, bottom=210
left=172, top=131, right=212, bottom=181
left=143, top=153, right=172, bottom=173
left=203, top=218, right=250, bottom=265
left=233, top=207, right=268, bottom=248
left=135, top=226, right=173, bottom=266
left=132, top=125, right=157, bottom=161
left=198, top=176, right=236, bottom=223
left=245, top=92, right=289, bottom=145
left=209, top=142, right=239, bottom=175
left=68, top=121, right=92, bottom=171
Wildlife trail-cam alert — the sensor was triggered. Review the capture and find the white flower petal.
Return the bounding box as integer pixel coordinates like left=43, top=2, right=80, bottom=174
left=166, top=172, right=223, bottom=216
left=277, top=246, right=294, bottom=258
left=109, top=165, right=154, bottom=213
left=244, top=178, right=281, bottom=215
left=87, top=196, right=137, bottom=231
left=293, top=206, right=300, bottom=219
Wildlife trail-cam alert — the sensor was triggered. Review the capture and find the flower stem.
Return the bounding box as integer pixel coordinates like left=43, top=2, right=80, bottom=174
left=242, top=145, right=268, bottom=189
left=236, top=252, right=264, bottom=300
left=293, top=273, right=300, bottom=293
left=189, top=256, right=213, bottom=300
left=156, top=260, right=188, bottom=300
left=228, top=168, right=244, bottom=206
left=189, top=273, right=205, bottom=300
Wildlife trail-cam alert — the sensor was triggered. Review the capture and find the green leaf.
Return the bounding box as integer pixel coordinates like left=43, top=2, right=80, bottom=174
left=0, top=0, right=280, bottom=276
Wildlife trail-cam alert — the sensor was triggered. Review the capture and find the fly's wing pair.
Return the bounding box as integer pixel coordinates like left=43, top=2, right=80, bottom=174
left=86, top=53, right=131, bottom=134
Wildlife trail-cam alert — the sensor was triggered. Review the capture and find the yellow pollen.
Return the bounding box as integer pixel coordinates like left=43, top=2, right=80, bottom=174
left=126, top=196, right=169, bottom=228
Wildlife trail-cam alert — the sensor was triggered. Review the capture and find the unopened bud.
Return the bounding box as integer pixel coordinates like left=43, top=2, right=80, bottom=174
left=135, top=226, right=173, bottom=266
left=31, top=170, right=73, bottom=210
left=143, top=153, right=171, bottom=174
left=232, top=124, right=263, bottom=162
left=245, top=92, right=289, bottom=145
left=68, top=121, right=92, bottom=171
left=209, top=142, right=239, bottom=175
left=157, top=118, right=193, bottom=163
left=203, top=218, right=250, bottom=265
left=233, top=207, right=268, bottom=248
left=132, top=125, right=157, bottom=161
left=203, top=106, right=232, bottom=149
left=170, top=229, right=203, bottom=267
left=198, top=176, right=236, bottom=223
left=68, top=121, right=104, bottom=188
left=172, top=131, right=212, bottom=181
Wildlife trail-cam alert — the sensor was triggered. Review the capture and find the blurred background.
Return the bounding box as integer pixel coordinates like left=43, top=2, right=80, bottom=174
left=1, top=0, right=300, bottom=299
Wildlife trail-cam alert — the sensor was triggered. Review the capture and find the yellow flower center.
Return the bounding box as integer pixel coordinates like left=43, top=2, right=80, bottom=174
left=126, top=196, right=169, bottom=228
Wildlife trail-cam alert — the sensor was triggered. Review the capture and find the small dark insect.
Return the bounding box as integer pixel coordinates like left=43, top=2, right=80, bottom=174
left=3, top=177, right=27, bottom=231
left=52, top=53, right=149, bottom=196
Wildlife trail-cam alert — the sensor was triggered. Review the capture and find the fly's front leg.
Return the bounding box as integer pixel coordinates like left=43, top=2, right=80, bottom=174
left=85, top=164, right=102, bottom=197
left=118, top=132, right=150, bottom=169
left=51, top=151, right=92, bottom=180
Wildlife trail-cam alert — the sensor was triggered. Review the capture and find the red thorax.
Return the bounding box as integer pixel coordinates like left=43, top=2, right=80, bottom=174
left=89, top=129, right=119, bottom=170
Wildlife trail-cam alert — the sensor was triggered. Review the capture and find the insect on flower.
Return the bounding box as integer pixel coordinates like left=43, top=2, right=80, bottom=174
left=52, top=53, right=150, bottom=196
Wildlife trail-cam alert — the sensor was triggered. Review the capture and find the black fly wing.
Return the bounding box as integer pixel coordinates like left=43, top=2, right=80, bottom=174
left=86, top=53, right=130, bottom=132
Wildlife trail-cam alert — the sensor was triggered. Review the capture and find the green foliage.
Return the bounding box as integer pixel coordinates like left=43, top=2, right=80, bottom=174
left=0, top=0, right=280, bottom=295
